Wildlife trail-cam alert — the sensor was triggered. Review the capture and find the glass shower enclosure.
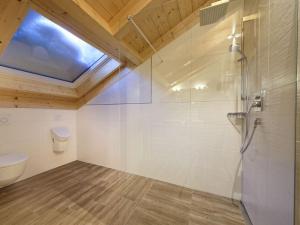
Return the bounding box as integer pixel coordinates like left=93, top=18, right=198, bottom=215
left=242, top=0, right=298, bottom=225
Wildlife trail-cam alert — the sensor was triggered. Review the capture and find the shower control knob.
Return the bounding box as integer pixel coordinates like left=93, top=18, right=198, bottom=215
left=252, top=95, right=263, bottom=112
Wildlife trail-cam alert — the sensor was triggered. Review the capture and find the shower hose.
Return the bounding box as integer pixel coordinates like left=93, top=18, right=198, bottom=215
left=240, top=118, right=259, bottom=154
left=231, top=103, right=260, bottom=205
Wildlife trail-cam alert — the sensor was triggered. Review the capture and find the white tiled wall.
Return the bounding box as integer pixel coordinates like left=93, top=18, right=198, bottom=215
left=77, top=1, right=243, bottom=199
left=0, top=108, right=77, bottom=180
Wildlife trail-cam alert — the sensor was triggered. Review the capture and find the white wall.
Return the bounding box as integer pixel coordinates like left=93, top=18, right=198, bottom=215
left=77, top=2, right=243, bottom=199
left=0, top=108, right=77, bottom=180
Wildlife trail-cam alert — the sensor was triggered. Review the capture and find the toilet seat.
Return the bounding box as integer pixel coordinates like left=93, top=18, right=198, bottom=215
left=0, top=153, right=28, bottom=168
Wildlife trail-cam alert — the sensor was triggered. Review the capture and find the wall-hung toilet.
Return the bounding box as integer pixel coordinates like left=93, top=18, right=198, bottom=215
left=51, top=127, right=71, bottom=153
left=0, top=153, right=28, bottom=188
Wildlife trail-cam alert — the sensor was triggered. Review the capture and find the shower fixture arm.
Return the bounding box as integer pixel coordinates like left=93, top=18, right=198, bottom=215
left=128, top=15, right=163, bottom=63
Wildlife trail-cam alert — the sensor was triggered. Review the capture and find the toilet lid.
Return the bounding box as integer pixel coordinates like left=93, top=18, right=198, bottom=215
left=0, top=153, right=28, bottom=167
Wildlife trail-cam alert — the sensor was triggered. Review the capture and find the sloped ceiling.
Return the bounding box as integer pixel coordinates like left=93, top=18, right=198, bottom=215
left=0, top=0, right=214, bottom=109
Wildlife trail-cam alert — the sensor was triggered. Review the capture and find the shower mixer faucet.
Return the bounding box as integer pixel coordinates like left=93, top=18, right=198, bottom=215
left=251, top=95, right=263, bottom=112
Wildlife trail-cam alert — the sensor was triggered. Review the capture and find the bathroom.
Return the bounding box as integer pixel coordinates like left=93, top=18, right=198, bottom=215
left=0, top=0, right=298, bottom=225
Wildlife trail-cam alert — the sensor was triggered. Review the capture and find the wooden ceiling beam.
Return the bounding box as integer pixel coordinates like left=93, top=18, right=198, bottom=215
left=72, top=0, right=112, bottom=33
left=0, top=0, right=30, bottom=55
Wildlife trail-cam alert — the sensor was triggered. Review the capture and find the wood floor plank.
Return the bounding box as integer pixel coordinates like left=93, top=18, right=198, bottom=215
left=0, top=161, right=245, bottom=225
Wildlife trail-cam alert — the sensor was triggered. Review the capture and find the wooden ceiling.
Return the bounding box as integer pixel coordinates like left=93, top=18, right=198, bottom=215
left=0, top=0, right=215, bottom=109
left=121, top=0, right=212, bottom=58
left=84, top=0, right=128, bottom=22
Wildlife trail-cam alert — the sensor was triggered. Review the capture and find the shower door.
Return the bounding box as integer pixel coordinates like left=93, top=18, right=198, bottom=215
left=242, top=0, right=298, bottom=225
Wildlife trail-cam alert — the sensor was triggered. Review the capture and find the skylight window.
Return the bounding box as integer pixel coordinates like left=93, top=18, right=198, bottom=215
left=0, top=10, right=105, bottom=82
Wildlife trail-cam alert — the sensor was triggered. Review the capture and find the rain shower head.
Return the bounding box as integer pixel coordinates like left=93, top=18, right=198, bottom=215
left=199, top=0, right=230, bottom=26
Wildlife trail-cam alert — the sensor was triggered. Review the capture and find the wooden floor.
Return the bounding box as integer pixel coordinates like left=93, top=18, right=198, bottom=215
left=0, top=161, right=245, bottom=225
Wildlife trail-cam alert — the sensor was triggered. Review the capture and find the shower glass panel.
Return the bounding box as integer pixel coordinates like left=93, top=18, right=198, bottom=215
left=86, top=59, right=152, bottom=105
left=86, top=1, right=242, bottom=196
left=242, top=1, right=298, bottom=225
left=296, top=1, right=300, bottom=224
left=86, top=14, right=152, bottom=106
left=84, top=0, right=244, bottom=199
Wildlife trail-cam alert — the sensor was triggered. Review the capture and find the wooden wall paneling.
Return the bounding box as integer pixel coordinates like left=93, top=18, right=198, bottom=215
left=0, top=0, right=30, bottom=55
left=6, top=97, right=77, bottom=109
left=0, top=74, right=78, bottom=99
left=0, top=90, right=77, bottom=109
left=0, top=88, right=76, bottom=101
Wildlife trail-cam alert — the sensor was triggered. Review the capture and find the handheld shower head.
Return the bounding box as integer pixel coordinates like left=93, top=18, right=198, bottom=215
left=229, top=43, right=247, bottom=61
left=229, top=43, right=241, bottom=52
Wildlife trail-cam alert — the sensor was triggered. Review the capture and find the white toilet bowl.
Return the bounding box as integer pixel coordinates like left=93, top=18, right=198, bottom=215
left=0, top=153, right=28, bottom=188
